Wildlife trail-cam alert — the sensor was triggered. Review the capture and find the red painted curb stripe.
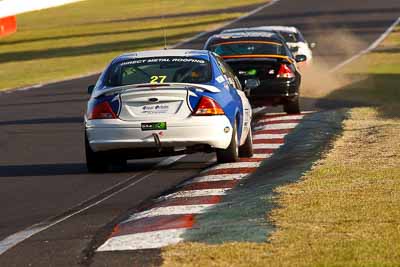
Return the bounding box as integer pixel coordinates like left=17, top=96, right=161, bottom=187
left=239, top=158, right=264, bottom=162
left=201, top=167, right=257, bottom=176
left=153, top=196, right=222, bottom=208
left=112, top=214, right=195, bottom=237
left=97, top=109, right=309, bottom=251
left=180, top=180, right=239, bottom=191
left=253, top=129, right=292, bottom=135
left=253, top=138, right=284, bottom=144
left=256, top=119, right=301, bottom=126
left=253, top=148, right=276, bottom=154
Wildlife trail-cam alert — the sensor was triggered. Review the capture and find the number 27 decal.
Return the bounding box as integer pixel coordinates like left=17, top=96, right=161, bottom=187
left=150, top=75, right=167, bottom=83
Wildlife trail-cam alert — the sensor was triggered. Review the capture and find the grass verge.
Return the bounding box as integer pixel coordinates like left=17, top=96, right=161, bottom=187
left=161, top=28, right=400, bottom=266
left=0, top=0, right=266, bottom=90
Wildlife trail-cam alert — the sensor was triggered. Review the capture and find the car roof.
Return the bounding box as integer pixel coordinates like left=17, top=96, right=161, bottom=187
left=223, top=26, right=299, bottom=34
left=213, top=31, right=278, bottom=39
left=253, top=26, right=299, bottom=33
left=206, top=32, right=283, bottom=45
left=114, top=49, right=210, bottom=62
left=221, top=27, right=275, bottom=33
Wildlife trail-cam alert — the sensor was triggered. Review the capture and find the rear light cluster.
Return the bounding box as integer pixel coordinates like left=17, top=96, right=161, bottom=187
left=192, top=96, right=225, bottom=116
left=87, top=95, right=120, bottom=120
left=88, top=101, right=117, bottom=119
left=276, top=64, right=295, bottom=79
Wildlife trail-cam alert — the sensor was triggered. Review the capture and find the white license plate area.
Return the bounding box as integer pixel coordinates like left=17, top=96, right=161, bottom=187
left=130, top=101, right=182, bottom=116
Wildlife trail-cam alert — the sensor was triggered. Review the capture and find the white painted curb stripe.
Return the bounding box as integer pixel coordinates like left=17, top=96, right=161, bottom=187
left=253, top=143, right=283, bottom=149
left=183, top=175, right=242, bottom=185
left=330, top=16, right=400, bottom=72
left=207, top=161, right=261, bottom=171
left=97, top=228, right=187, bottom=251
left=253, top=133, right=287, bottom=140
left=258, top=115, right=304, bottom=123
left=253, top=153, right=272, bottom=159
left=160, top=189, right=229, bottom=200
left=183, top=174, right=248, bottom=185
left=252, top=107, right=267, bottom=114
left=254, top=123, right=299, bottom=131
left=122, top=204, right=215, bottom=223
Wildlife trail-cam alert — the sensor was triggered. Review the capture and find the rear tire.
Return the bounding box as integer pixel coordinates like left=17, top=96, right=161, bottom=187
left=239, top=127, right=253, bottom=158
left=85, top=133, right=107, bottom=173
left=283, top=98, right=300, bottom=114
left=216, top=121, right=239, bottom=163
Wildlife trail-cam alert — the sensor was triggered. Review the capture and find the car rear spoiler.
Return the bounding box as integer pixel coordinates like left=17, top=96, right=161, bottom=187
left=222, top=54, right=295, bottom=64
left=92, top=83, right=221, bottom=98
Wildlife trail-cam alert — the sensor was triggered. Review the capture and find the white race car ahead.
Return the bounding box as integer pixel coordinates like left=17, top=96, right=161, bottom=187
left=222, top=26, right=315, bottom=64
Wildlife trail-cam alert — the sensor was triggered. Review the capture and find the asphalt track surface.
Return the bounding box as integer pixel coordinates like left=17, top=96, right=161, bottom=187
left=0, top=0, right=399, bottom=265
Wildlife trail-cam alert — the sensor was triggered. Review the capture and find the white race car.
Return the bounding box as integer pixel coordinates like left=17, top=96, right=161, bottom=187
left=84, top=49, right=253, bottom=172
left=222, top=26, right=315, bottom=64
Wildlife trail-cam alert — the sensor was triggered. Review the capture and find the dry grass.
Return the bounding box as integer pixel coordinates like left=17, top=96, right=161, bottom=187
left=161, top=28, right=400, bottom=267
left=0, top=0, right=265, bottom=90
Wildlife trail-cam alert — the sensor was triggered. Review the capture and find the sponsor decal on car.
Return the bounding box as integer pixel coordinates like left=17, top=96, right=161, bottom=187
left=141, top=104, right=171, bottom=114
left=121, top=58, right=206, bottom=65
left=215, top=75, right=225, bottom=83
left=141, top=122, right=167, bottom=131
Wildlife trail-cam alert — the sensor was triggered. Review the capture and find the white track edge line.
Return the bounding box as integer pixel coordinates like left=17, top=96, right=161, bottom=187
left=171, top=0, right=281, bottom=48
left=0, top=155, right=185, bottom=255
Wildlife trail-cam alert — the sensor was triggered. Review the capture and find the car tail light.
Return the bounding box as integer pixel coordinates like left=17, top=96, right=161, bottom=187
left=88, top=101, right=117, bottom=120
left=192, top=96, right=225, bottom=116
left=276, top=64, right=295, bottom=79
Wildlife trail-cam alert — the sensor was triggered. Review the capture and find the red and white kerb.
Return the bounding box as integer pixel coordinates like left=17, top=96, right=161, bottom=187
left=97, top=112, right=305, bottom=251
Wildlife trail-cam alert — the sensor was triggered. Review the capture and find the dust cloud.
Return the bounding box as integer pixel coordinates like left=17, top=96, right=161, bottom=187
left=300, top=27, right=370, bottom=99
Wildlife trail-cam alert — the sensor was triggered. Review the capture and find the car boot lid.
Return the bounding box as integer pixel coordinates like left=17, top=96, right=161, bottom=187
left=92, top=83, right=221, bottom=98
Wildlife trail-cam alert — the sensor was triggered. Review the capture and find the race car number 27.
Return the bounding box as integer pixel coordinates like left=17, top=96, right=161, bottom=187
left=150, top=75, right=167, bottom=84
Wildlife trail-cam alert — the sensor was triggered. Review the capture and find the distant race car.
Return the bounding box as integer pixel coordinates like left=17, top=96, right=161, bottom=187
left=84, top=49, right=253, bottom=172
left=222, top=26, right=314, bottom=63
left=204, top=32, right=306, bottom=113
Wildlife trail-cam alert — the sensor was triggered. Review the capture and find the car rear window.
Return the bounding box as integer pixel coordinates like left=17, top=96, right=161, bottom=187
left=106, top=57, right=212, bottom=86
left=209, top=41, right=286, bottom=56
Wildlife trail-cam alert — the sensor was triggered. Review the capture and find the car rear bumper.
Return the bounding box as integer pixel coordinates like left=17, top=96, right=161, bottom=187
left=247, top=78, right=299, bottom=105
left=85, top=116, right=233, bottom=152
left=250, top=79, right=299, bottom=97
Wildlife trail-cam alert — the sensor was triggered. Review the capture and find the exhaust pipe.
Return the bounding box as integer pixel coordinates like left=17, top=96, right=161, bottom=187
left=152, top=133, right=162, bottom=152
